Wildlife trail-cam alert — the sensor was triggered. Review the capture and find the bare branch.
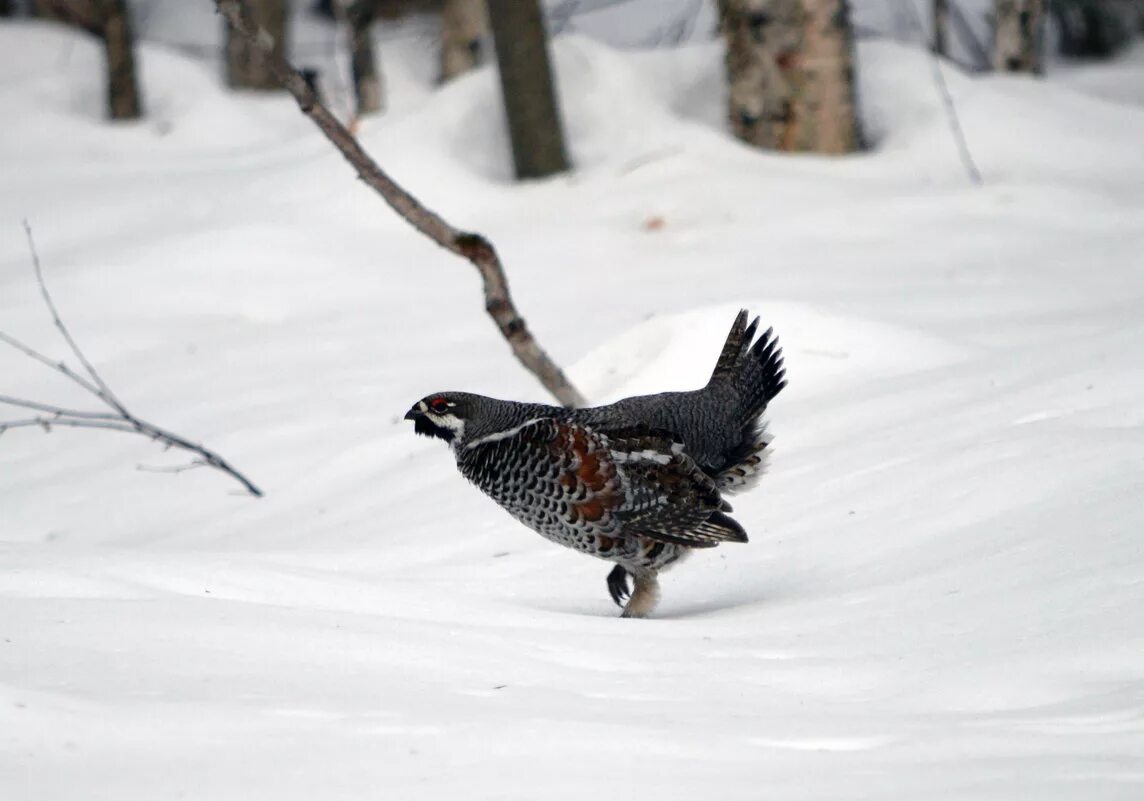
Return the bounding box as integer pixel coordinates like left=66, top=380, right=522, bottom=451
left=903, top=1, right=982, bottom=185
left=0, top=330, right=104, bottom=396
left=122, top=413, right=263, bottom=497
left=0, top=393, right=122, bottom=420
left=136, top=460, right=207, bottom=474
left=0, top=416, right=138, bottom=435
left=23, top=221, right=131, bottom=413
left=927, top=50, right=983, bottom=185
left=0, top=226, right=264, bottom=497
left=213, top=0, right=586, bottom=409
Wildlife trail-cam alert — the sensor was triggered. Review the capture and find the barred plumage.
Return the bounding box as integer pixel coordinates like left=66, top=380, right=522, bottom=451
left=405, top=310, right=786, bottom=618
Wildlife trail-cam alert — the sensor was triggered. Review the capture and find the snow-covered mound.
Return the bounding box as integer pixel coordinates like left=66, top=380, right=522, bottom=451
left=2, top=18, right=1143, bottom=801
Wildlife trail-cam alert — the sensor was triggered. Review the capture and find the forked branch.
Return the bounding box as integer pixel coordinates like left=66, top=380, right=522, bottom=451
left=213, top=0, right=586, bottom=408
left=0, top=224, right=263, bottom=497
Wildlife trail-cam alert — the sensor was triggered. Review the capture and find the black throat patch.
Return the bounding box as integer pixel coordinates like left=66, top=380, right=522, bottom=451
left=414, top=415, right=455, bottom=443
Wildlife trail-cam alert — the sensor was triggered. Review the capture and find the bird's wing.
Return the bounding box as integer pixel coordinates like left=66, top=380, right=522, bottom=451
left=463, top=419, right=745, bottom=548
left=600, top=424, right=747, bottom=547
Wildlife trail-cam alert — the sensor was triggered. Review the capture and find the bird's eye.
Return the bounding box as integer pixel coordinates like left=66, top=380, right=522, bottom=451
left=430, top=398, right=449, bottom=414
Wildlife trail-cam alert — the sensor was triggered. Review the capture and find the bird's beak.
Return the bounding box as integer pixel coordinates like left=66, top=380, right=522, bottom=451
left=404, top=401, right=426, bottom=421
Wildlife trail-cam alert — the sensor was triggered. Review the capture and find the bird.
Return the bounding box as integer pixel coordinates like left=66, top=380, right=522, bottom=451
left=404, top=310, right=786, bottom=618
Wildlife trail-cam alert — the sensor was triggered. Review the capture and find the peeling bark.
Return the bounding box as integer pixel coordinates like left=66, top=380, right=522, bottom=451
left=226, top=0, right=289, bottom=90
left=721, top=0, right=861, bottom=154
left=440, top=0, right=488, bottom=82
left=992, top=0, right=1046, bottom=74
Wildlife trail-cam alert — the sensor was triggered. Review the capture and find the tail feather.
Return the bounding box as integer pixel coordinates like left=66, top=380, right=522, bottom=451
left=745, top=325, right=787, bottom=414
left=709, top=309, right=750, bottom=384
left=704, top=310, right=787, bottom=495
left=708, top=310, right=787, bottom=421
left=646, top=510, right=749, bottom=548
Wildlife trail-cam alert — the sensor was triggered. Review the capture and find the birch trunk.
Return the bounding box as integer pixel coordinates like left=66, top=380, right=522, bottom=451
left=486, top=0, right=569, bottom=179
left=440, top=0, right=488, bottom=82
left=226, top=0, right=289, bottom=90
left=992, top=0, right=1046, bottom=73
left=721, top=0, right=860, bottom=154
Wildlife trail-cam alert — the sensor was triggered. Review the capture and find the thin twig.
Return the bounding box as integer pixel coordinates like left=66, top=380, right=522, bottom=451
left=904, top=1, right=983, bottom=186
left=928, top=53, right=983, bottom=185
left=0, top=227, right=264, bottom=497
left=0, top=416, right=139, bottom=435
left=0, top=331, right=104, bottom=396
left=136, top=460, right=207, bottom=474
left=0, top=393, right=123, bottom=420
left=23, top=221, right=130, bottom=414
left=213, top=0, right=586, bottom=408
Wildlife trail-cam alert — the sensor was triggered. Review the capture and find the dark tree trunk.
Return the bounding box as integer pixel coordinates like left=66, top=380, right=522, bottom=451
left=486, top=0, right=569, bottom=179
left=97, top=0, right=141, bottom=119
left=0, top=1, right=12, bottom=17
left=346, top=1, right=382, bottom=115
left=226, top=0, right=289, bottom=90
left=33, top=0, right=142, bottom=119
left=1054, top=0, right=1143, bottom=58
left=33, top=0, right=95, bottom=25
left=440, top=0, right=488, bottom=82
left=933, top=0, right=950, bottom=56
left=720, top=0, right=861, bottom=154
left=992, top=0, right=1046, bottom=73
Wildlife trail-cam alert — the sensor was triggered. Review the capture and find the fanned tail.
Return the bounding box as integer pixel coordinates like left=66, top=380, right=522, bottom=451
left=706, top=310, right=788, bottom=494
left=708, top=309, right=787, bottom=422
left=709, top=310, right=756, bottom=384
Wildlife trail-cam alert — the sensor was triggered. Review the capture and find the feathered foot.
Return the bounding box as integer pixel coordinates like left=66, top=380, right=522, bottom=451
left=620, top=571, right=660, bottom=619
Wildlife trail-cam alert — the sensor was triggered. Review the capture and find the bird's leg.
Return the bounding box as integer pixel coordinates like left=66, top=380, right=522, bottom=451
left=606, top=564, right=631, bottom=607
left=620, top=570, right=660, bottom=619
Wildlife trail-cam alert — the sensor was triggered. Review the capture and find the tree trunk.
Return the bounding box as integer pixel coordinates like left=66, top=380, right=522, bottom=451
left=1054, top=0, right=1143, bottom=58
left=992, top=0, right=1046, bottom=73
left=33, top=0, right=93, bottom=24
left=226, top=0, right=289, bottom=90
left=721, top=0, right=861, bottom=154
left=486, top=0, right=569, bottom=179
left=440, top=0, right=488, bottom=82
left=0, top=1, right=12, bottom=17
left=97, top=0, right=141, bottom=119
left=33, top=0, right=143, bottom=119
left=346, top=0, right=383, bottom=115
left=933, top=0, right=950, bottom=56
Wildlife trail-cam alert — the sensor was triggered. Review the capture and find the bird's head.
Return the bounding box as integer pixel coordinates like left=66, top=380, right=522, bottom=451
left=404, top=392, right=475, bottom=445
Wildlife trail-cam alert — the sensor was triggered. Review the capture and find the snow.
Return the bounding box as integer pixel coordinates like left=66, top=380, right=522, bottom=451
left=3, top=15, right=1144, bottom=801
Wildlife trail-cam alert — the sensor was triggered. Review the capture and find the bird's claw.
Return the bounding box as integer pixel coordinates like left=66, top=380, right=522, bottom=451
left=606, top=564, right=631, bottom=607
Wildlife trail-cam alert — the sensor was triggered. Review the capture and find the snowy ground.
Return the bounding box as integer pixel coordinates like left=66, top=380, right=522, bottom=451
left=2, top=16, right=1144, bottom=801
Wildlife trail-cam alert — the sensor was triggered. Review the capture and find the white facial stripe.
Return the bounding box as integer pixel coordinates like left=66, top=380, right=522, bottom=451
left=464, top=417, right=544, bottom=449
left=427, top=412, right=465, bottom=434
